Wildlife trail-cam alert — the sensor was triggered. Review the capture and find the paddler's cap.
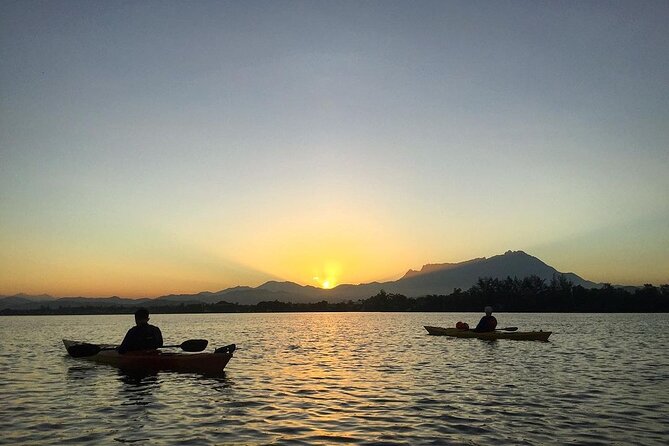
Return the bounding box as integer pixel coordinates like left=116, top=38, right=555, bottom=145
left=484, top=306, right=493, bottom=314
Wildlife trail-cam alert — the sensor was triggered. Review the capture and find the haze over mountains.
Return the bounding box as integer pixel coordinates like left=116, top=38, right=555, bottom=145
left=1, top=251, right=601, bottom=310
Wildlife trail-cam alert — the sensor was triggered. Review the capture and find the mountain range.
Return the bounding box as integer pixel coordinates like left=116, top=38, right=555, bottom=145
left=1, top=250, right=601, bottom=310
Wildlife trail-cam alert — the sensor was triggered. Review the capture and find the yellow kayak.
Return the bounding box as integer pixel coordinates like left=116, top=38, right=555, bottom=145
left=424, top=326, right=551, bottom=341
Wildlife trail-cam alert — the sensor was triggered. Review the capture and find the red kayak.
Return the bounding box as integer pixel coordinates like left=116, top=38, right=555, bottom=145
left=63, top=339, right=235, bottom=373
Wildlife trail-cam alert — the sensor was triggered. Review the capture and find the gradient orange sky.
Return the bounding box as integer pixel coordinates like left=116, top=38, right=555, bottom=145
left=1, top=2, right=668, bottom=297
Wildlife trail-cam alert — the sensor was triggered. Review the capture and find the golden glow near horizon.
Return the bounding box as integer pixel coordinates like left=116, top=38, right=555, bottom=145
left=2, top=198, right=669, bottom=297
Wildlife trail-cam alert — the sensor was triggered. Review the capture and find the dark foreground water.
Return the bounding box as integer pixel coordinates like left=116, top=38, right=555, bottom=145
left=1, top=313, right=668, bottom=445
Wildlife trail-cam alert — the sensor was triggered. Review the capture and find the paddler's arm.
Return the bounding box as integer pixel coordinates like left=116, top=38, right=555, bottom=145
left=117, top=327, right=135, bottom=354
left=154, top=326, right=163, bottom=348
left=473, top=316, right=486, bottom=332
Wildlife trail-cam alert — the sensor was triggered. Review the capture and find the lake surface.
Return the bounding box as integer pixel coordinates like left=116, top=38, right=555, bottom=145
left=1, top=313, right=668, bottom=445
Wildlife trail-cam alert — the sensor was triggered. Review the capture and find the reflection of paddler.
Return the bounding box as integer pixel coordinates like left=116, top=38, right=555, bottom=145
left=473, top=306, right=498, bottom=332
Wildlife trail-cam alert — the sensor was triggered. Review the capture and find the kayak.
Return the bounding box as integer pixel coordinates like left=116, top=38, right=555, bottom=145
left=63, top=339, right=235, bottom=373
left=424, top=326, right=551, bottom=341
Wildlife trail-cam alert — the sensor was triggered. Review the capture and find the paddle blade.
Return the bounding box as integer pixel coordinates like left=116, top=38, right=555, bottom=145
left=180, top=339, right=208, bottom=352
left=498, top=327, right=518, bottom=331
left=67, top=343, right=102, bottom=358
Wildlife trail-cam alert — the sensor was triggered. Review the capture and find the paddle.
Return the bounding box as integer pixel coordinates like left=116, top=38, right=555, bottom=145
left=457, top=326, right=518, bottom=332
left=67, top=339, right=208, bottom=358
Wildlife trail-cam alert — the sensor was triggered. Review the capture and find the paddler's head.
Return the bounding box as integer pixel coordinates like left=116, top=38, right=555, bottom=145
left=484, top=306, right=493, bottom=315
left=134, top=308, right=150, bottom=326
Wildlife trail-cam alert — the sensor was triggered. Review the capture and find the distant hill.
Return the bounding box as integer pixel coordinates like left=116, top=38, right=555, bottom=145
left=401, top=258, right=486, bottom=279
left=383, top=250, right=599, bottom=297
left=0, top=250, right=602, bottom=310
left=0, top=294, right=56, bottom=310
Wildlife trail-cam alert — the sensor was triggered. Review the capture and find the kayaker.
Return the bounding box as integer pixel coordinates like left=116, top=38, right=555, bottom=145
left=473, top=306, right=497, bottom=332
left=118, top=308, right=163, bottom=354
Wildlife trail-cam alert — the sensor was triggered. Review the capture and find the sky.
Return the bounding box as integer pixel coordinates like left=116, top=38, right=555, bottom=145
left=1, top=1, right=668, bottom=297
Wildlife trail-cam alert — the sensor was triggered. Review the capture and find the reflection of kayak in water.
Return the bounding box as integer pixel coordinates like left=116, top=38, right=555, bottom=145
left=424, top=326, right=551, bottom=341
left=63, top=339, right=235, bottom=373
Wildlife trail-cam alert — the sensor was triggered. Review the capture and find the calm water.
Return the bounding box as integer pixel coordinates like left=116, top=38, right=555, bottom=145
left=1, top=313, right=668, bottom=445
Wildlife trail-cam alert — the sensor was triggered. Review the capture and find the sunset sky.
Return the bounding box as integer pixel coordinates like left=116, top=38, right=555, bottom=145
left=1, top=1, right=668, bottom=297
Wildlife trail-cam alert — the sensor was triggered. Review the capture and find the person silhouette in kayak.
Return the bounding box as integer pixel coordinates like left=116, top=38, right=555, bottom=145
left=118, top=308, right=163, bottom=354
left=473, top=306, right=497, bottom=332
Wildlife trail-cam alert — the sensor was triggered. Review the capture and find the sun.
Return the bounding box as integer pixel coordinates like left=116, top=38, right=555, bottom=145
left=311, top=261, right=342, bottom=289
left=312, top=265, right=340, bottom=289
left=313, top=276, right=336, bottom=289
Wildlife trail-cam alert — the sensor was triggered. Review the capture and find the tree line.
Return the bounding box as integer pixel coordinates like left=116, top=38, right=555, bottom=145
left=2, top=275, right=668, bottom=315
